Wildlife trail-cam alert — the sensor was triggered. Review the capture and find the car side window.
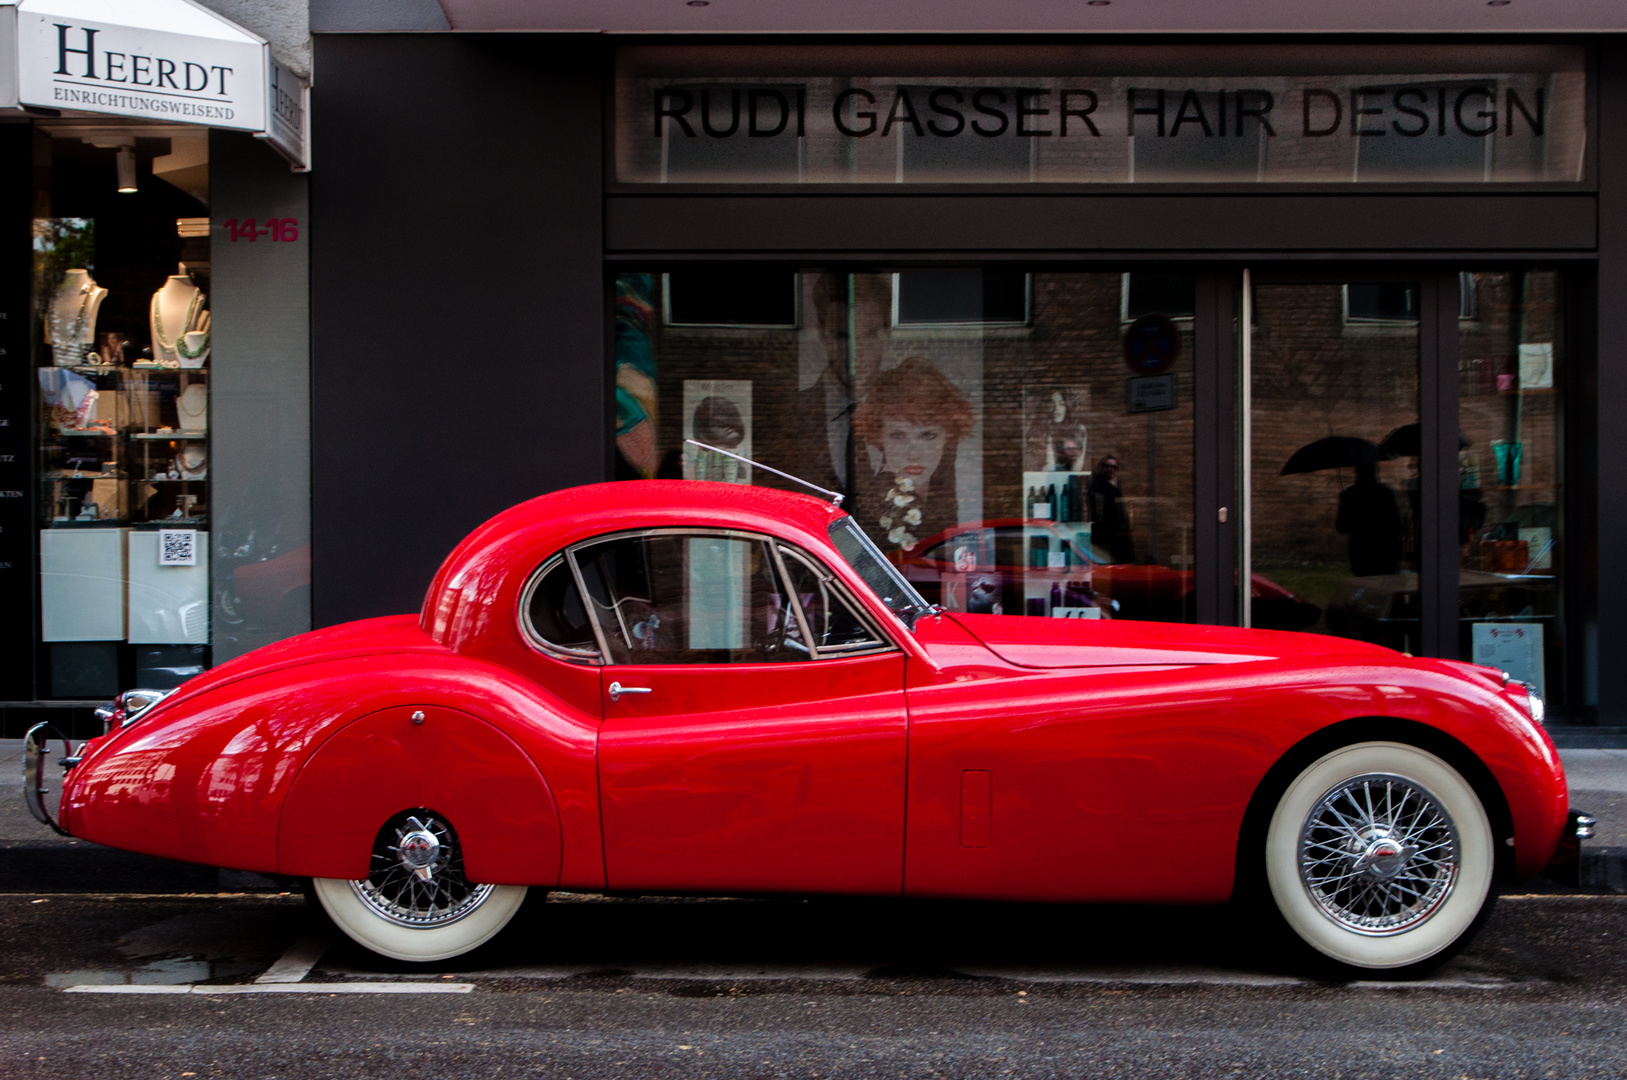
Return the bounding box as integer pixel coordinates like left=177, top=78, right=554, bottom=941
left=777, top=546, right=888, bottom=655
left=572, top=532, right=805, bottom=665
left=521, top=556, right=600, bottom=661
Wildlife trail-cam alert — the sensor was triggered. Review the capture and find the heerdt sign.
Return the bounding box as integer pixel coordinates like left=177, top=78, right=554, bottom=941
left=15, top=12, right=265, bottom=131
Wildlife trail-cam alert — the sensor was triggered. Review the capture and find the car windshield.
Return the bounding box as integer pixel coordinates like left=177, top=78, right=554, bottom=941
left=828, top=515, right=933, bottom=629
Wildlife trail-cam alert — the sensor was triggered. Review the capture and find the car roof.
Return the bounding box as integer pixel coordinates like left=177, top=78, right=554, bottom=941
left=420, top=480, right=851, bottom=647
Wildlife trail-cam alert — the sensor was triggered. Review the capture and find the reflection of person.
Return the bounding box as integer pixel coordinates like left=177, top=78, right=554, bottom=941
left=1336, top=462, right=1404, bottom=576
left=853, top=357, right=974, bottom=551
left=1088, top=455, right=1136, bottom=564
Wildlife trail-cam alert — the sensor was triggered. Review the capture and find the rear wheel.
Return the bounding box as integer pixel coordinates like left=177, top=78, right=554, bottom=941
left=1265, top=741, right=1494, bottom=973
left=312, top=809, right=527, bottom=962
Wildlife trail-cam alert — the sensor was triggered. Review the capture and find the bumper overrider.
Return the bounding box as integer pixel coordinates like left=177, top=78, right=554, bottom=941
left=23, top=688, right=173, bottom=837
left=1541, top=809, right=1598, bottom=889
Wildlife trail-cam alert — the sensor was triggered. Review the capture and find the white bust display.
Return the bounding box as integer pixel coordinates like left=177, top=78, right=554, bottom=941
left=149, top=275, right=208, bottom=368
left=47, top=269, right=108, bottom=366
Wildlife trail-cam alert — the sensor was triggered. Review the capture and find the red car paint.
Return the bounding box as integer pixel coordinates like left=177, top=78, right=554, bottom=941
left=59, top=480, right=1568, bottom=899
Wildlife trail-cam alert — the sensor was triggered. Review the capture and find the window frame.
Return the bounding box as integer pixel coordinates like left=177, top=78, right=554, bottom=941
left=517, top=552, right=605, bottom=665
left=558, top=526, right=898, bottom=665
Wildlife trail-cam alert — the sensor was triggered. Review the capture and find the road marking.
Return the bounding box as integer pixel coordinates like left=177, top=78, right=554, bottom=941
left=255, top=936, right=329, bottom=984
left=64, top=982, right=473, bottom=995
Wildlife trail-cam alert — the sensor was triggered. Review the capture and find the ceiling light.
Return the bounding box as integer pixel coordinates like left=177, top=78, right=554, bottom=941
left=115, top=147, right=137, bottom=194
left=1088, top=1, right=1111, bottom=5
left=687, top=1, right=708, bottom=6
left=1487, top=1, right=1511, bottom=5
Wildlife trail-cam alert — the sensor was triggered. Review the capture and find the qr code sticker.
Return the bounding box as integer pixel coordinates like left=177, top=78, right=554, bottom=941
left=159, top=529, right=198, bottom=567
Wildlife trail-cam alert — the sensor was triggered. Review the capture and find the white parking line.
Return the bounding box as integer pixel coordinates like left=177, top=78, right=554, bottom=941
left=255, top=936, right=330, bottom=984
left=64, top=983, right=474, bottom=995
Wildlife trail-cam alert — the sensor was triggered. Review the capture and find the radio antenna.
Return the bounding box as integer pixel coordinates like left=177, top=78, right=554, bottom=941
left=684, top=439, right=845, bottom=508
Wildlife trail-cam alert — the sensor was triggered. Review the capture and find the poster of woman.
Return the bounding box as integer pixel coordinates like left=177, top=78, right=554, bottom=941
left=852, top=356, right=977, bottom=552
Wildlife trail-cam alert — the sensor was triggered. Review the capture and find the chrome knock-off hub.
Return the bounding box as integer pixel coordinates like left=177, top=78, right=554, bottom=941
left=351, top=810, right=493, bottom=928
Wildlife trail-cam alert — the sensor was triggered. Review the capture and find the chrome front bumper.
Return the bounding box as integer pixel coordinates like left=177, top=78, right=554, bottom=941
left=1540, top=809, right=1598, bottom=889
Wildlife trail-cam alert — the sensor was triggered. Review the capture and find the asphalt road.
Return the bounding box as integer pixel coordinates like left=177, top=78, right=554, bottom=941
left=0, top=889, right=1624, bottom=1079
left=3, top=741, right=1627, bottom=1077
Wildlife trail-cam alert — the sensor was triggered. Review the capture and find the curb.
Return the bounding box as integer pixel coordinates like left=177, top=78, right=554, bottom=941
left=1581, top=848, right=1627, bottom=894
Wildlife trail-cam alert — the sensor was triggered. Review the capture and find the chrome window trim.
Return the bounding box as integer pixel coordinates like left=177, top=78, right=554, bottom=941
left=564, top=526, right=901, bottom=663
left=776, top=543, right=892, bottom=659
left=517, top=553, right=604, bottom=665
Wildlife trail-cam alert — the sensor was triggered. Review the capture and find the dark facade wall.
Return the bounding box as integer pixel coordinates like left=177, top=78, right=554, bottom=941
left=310, top=34, right=607, bottom=626
left=1598, top=38, right=1627, bottom=722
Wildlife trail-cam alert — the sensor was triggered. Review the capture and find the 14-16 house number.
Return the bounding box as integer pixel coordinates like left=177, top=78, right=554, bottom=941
left=222, top=218, right=299, bottom=242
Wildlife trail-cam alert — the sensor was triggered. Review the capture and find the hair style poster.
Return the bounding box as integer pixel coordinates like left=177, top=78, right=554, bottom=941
left=614, top=274, right=659, bottom=478
left=683, top=379, right=753, bottom=484
left=852, top=354, right=983, bottom=553
left=1023, top=385, right=1090, bottom=473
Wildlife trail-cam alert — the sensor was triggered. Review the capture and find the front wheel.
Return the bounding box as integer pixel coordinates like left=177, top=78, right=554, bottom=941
left=1265, top=741, right=1494, bottom=973
left=312, top=809, right=528, bottom=962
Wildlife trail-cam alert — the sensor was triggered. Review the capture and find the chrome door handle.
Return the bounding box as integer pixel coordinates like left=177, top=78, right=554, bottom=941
left=608, top=681, right=652, bottom=703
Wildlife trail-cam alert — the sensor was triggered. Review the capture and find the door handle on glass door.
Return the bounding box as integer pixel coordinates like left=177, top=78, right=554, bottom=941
left=608, top=681, right=652, bottom=703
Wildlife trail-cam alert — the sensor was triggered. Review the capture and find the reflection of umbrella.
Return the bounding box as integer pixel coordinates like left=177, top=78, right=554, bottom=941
left=1280, top=436, right=1388, bottom=476
left=1379, top=423, right=1472, bottom=458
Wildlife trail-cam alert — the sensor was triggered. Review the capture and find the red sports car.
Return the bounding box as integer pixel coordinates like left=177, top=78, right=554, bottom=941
left=26, top=481, right=1581, bottom=973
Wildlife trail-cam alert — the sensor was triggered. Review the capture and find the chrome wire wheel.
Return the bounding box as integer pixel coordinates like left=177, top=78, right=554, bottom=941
left=312, top=807, right=528, bottom=963
left=1298, top=773, right=1459, bottom=936
left=351, top=811, right=494, bottom=928
left=1265, top=741, right=1494, bottom=972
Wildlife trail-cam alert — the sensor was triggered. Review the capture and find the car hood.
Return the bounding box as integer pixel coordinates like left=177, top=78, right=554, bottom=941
left=941, top=612, right=1399, bottom=669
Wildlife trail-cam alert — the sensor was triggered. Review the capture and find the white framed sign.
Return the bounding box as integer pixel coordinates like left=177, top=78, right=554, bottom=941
left=1471, top=621, right=1544, bottom=698
left=15, top=0, right=266, bottom=130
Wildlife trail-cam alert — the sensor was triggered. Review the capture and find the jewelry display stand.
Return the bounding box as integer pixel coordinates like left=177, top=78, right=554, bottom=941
left=46, top=269, right=108, bottom=367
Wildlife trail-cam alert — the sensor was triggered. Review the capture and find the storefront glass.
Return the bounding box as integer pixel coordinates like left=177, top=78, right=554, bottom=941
left=1248, top=281, right=1422, bottom=644
left=33, top=135, right=216, bottom=697
left=1458, top=270, right=1565, bottom=697
left=614, top=268, right=1197, bottom=622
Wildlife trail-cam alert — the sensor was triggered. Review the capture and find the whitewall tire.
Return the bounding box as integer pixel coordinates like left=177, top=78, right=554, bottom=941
left=312, top=809, right=528, bottom=963
left=1265, top=741, right=1494, bottom=971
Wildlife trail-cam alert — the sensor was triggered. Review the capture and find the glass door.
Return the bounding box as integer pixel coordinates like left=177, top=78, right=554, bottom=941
left=1243, top=274, right=1424, bottom=647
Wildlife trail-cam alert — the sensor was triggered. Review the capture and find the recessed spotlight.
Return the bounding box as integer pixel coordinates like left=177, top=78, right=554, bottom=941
left=687, top=1, right=708, bottom=6
left=1486, top=1, right=1510, bottom=6
left=1088, top=1, right=1110, bottom=5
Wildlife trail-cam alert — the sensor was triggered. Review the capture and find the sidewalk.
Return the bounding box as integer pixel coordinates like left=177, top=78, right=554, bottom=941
left=2, top=740, right=1625, bottom=893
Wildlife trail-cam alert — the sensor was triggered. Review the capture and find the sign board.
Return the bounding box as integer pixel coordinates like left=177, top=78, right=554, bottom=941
left=616, top=45, right=1587, bottom=185
left=1, top=1, right=310, bottom=169
left=1128, top=373, right=1177, bottom=413
left=1123, top=314, right=1180, bottom=375
left=15, top=1, right=264, bottom=130
left=257, top=50, right=309, bottom=170
left=1470, top=621, right=1544, bottom=698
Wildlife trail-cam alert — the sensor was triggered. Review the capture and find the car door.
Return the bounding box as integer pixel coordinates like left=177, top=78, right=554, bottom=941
left=579, top=529, right=908, bottom=896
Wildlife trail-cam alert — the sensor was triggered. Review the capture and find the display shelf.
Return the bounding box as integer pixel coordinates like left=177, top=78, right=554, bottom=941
left=144, top=477, right=208, bottom=483
left=1480, top=483, right=1560, bottom=492
left=132, top=432, right=206, bottom=441
left=53, top=427, right=120, bottom=437
left=132, top=363, right=207, bottom=373
left=68, top=364, right=124, bottom=376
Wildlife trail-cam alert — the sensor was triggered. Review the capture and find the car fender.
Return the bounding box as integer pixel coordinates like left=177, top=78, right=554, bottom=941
left=62, top=652, right=598, bottom=886
left=277, top=704, right=559, bottom=885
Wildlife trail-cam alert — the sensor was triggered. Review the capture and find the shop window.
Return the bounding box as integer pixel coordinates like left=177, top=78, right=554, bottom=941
left=664, top=268, right=800, bottom=328
left=892, top=269, right=1030, bottom=327
left=1122, top=272, right=1197, bottom=322
left=612, top=269, right=1196, bottom=625
left=1344, top=283, right=1421, bottom=324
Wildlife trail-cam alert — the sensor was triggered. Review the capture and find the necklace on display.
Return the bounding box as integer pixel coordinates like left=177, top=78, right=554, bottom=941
left=151, top=288, right=202, bottom=353
left=176, top=331, right=210, bottom=360
left=53, top=282, right=94, bottom=347
left=177, top=385, right=207, bottom=428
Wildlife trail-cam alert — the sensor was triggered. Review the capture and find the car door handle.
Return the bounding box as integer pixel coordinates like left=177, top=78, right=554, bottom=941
left=608, top=681, right=652, bottom=703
